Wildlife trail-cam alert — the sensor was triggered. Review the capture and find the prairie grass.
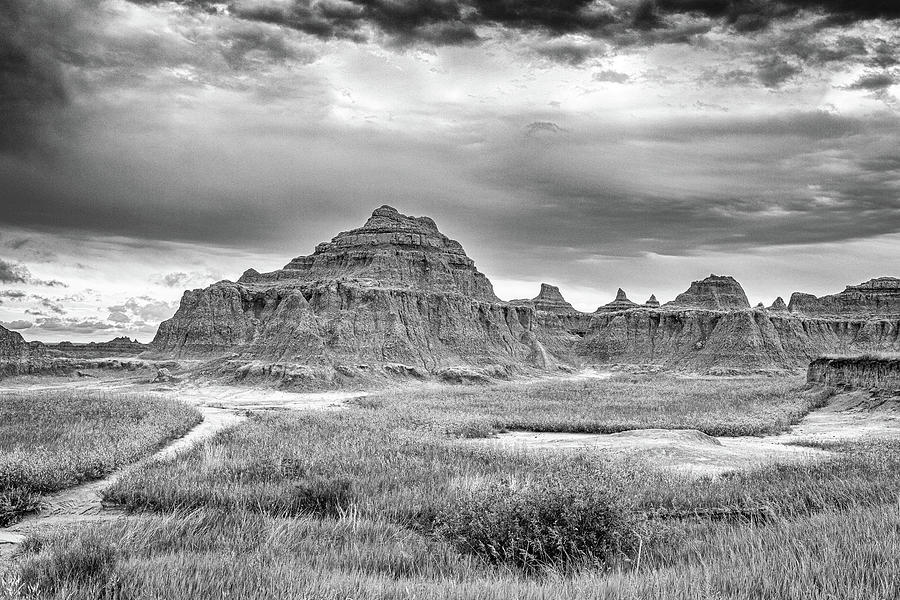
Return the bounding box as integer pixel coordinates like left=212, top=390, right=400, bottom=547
left=103, top=409, right=900, bottom=560
left=0, top=391, right=201, bottom=526
left=8, top=504, right=900, bottom=599
left=365, top=375, right=831, bottom=438
left=7, top=376, right=900, bottom=599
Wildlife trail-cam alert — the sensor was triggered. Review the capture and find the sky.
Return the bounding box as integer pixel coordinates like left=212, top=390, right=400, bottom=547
left=1, top=0, right=899, bottom=342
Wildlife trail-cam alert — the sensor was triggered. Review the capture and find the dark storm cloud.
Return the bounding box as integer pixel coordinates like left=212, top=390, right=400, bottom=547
left=847, top=72, right=896, bottom=90
left=467, top=110, right=900, bottom=258
left=755, top=55, right=800, bottom=87
left=530, top=39, right=606, bottom=65
left=0, top=259, right=27, bottom=283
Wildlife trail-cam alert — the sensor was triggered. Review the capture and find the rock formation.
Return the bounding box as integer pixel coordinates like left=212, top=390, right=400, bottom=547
left=788, top=277, right=900, bottom=316
left=768, top=297, right=787, bottom=311
left=666, top=275, right=750, bottom=311
left=152, top=206, right=555, bottom=377
left=596, top=289, right=639, bottom=312
left=807, top=355, right=900, bottom=391
left=48, top=337, right=148, bottom=358
left=644, top=295, right=660, bottom=308
left=511, top=283, right=576, bottom=314
left=146, top=205, right=900, bottom=378
left=0, top=325, right=48, bottom=377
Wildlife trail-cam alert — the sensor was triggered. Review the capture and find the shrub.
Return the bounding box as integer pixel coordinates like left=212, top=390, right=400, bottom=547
left=433, top=468, right=640, bottom=572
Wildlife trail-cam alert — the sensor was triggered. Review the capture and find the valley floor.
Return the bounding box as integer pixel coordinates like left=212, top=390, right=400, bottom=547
left=1, top=370, right=899, bottom=599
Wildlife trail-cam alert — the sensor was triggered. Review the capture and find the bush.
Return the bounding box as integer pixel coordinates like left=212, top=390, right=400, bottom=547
left=433, top=469, right=640, bottom=572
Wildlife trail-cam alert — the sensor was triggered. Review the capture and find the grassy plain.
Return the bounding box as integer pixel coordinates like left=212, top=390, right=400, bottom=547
left=0, top=391, right=201, bottom=526
left=367, top=375, right=834, bottom=437
left=6, top=375, right=900, bottom=599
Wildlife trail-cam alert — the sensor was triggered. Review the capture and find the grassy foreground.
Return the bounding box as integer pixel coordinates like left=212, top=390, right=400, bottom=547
left=6, top=377, right=900, bottom=599
left=6, top=504, right=899, bottom=599
left=0, top=391, right=202, bottom=526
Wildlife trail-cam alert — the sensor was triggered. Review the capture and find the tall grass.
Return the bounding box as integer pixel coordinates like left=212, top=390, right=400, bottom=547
left=364, top=375, right=832, bottom=438
left=8, top=376, right=899, bottom=598
left=103, top=409, right=900, bottom=566
left=9, top=504, right=900, bottom=599
left=0, top=391, right=201, bottom=525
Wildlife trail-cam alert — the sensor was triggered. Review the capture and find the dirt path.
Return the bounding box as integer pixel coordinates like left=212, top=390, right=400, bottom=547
left=482, top=390, right=900, bottom=476
left=0, top=385, right=368, bottom=563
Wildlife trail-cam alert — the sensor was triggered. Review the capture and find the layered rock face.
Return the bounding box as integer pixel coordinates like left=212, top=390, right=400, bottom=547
left=152, top=207, right=553, bottom=372
left=789, top=277, right=900, bottom=316
left=667, top=275, right=750, bottom=310
left=807, top=355, right=900, bottom=391
left=597, top=289, right=639, bottom=312
left=48, top=337, right=148, bottom=358
left=0, top=325, right=48, bottom=376
left=575, top=276, right=899, bottom=373
left=150, top=205, right=900, bottom=377
left=240, top=206, right=498, bottom=301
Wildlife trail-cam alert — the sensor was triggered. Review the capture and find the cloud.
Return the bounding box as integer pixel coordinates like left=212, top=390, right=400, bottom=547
left=35, top=318, right=114, bottom=333
left=107, top=311, right=131, bottom=324
left=1, top=319, right=33, bottom=330
left=0, top=258, right=66, bottom=287
left=755, top=55, right=800, bottom=87
left=593, top=69, right=630, bottom=83
left=0, top=259, right=28, bottom=283
left=150, top=270, right=222, bottom=288
left=32, top=295, right=66, bottom=315
left=847, top=71, right=896, bottom=90
left=112, top=297, right=178, bottom=322
left=530, top=38, right=607, bottom=65
left=0, top=290, right=26, bottom=298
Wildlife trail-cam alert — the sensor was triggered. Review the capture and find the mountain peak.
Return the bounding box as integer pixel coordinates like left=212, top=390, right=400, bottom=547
left=238, top=206, right=498, bottom=301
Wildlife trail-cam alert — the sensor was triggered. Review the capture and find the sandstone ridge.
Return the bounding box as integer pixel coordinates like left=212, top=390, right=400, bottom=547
left=788, top=277, right=900, bottom=316
left=152, top=207, right=553, bottom=379
left=666, top=275, right=750, bottom=310
left=138, top=207, right=900, bottom=379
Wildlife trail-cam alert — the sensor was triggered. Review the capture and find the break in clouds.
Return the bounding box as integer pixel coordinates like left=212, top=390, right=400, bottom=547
left=1, top=0, right=899, bottom=339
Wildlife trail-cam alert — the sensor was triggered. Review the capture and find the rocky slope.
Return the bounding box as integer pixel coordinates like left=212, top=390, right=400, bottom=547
left=152, top=206, right=556, bottom=380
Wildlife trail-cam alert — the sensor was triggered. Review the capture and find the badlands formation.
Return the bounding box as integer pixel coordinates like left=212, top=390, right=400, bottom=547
left=2, top=206, right=899, bottom=381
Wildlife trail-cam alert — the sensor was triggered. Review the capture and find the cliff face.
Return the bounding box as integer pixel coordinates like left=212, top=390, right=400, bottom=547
left=150, top=207, right=900, bottom=377
left=48, top=337, right=148, bottom=358
left=0, top=325, right=48, bottom=376
left=575, top=308, right=900, bottom=373
left=789, top=277, right=900, bottom=316
left=152, top=207, right=554, bottom=371
left=807, top=356, right=900, bottom=391
left=572, top=275, right=900, bottom=373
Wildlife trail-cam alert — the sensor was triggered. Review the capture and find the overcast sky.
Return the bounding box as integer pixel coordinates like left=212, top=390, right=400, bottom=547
left=1, top=0, right=899, bottom=342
